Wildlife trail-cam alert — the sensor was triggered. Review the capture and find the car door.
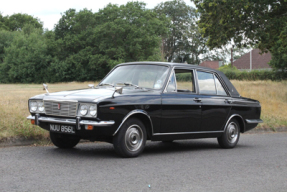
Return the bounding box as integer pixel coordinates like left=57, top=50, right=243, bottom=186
left=160, top=68, right=202, bottom=133
left=196, top=70, right=231, bottom=132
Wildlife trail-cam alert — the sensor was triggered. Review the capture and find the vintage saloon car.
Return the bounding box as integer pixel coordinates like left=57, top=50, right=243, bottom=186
left=27, top=62, right=262, bottom=157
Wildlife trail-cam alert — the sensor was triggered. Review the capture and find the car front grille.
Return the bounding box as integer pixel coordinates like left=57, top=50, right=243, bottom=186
left=44, top=100, right=78, bottom=117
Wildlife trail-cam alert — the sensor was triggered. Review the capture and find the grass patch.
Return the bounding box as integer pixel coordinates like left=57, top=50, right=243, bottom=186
left=0, top=80, right=286, bottom=140
left=0, top=82, right=98, bottom=140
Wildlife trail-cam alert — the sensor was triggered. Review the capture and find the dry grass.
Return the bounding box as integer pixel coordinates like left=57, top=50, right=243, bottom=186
left=0, top=82, right=98, bottom=140
left=0, top=80, right=286, bottom=140
left=231, top=80, right=287, bottom=129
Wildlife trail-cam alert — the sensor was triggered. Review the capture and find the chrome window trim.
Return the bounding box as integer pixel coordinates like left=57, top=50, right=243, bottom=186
left=113, top=109, right=154, bottom=136
left=163, top=67, right=176, bottom=93
left=213, top=74, right=218, bottom=95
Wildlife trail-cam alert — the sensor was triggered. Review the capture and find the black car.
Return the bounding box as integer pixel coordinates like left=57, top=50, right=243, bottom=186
left=27, top=62, right=263, bottom=157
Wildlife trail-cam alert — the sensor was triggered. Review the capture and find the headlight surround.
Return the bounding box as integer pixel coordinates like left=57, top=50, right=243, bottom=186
left=29, top=100, right=45, bottom=113
left=89, top=105, right=97, bottom=116
left=30, top=101, right=38, bottom=112
left=38, top=102, right=45, bottom=112
left=78, top=103, right=97, bottom=117
left=80, top=105, right=88, bottom=116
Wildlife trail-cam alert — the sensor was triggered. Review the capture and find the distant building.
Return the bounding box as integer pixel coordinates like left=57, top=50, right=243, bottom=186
left=233, top=49, right=272, bottom=70
left=199, top=61, right=223, bottom=69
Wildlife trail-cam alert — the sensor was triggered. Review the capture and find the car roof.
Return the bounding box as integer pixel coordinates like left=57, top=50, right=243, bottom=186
left=117, top=61, right=241, bottom=97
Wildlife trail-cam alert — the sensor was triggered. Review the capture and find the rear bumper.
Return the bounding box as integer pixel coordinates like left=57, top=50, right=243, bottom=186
left=245, top=119, right=263, bottom=124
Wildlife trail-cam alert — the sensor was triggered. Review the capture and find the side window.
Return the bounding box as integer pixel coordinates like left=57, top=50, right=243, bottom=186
left=166, top=71, right=176, bottom=92
left=175, top=69, right=195, bottom=92
left=197, top=71, right=216, bottom=95
left=214, top=76, right=227, bottom=95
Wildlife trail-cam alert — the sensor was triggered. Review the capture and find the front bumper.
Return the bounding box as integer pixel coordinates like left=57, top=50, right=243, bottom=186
left=27, top=115, right=115, bottom=128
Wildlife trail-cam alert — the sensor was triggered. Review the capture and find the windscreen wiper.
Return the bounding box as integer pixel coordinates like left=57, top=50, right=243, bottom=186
left=98, top=83, right=114, bottom=87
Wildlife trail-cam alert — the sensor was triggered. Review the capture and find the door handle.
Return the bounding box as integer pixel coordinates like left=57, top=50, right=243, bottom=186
left=193, top=98, right=201, bottom=102
left=225, top=99, right=233, bottom=104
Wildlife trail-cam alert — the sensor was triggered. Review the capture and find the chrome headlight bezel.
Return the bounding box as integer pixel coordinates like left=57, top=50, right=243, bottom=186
left=78, top=103, right=97, bottom=117
left=80, top=105, right=88, bottom=116
left=89, top=105, right=97, bottom=116
left=29, top=100, right=45, bottom=113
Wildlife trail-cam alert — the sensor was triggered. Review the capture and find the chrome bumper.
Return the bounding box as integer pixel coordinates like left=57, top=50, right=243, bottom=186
left=27, top=115, right=115, bottom=127
left=245, top=119, right=263, bottom=124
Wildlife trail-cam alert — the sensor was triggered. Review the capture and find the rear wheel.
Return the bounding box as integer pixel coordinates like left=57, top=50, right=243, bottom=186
left=217, top=119, right=240, bottom=148
left=50, top=132, right=80, bottom=149
left=113, top=118, right=147, bottom=158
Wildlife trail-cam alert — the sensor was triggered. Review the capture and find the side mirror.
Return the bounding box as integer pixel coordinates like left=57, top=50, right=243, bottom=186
left=88, top=84, right=95, bottom=89
left=112, top=87, right=123, bottom=98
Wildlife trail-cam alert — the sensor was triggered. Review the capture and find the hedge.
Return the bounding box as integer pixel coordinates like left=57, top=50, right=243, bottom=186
left=221, top=70, right=287, bottom=81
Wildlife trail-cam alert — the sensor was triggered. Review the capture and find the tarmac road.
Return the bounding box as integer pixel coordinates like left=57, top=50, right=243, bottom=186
left=0, top=132, right=286, bottom=192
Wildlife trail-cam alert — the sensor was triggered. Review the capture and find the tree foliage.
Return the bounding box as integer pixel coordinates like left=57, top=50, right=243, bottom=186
left=0, top=2, right=169, bottom=83
left=155, top=0, right=206, bottom=64
left=193, top=0, right=287, bottom=69
left=2, top=13, right=43, bottom=31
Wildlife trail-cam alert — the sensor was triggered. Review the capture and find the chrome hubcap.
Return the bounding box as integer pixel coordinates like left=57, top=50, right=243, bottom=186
left=125, top=125, right=143, bottom=152
left=226, top=122, right=238, bottom=143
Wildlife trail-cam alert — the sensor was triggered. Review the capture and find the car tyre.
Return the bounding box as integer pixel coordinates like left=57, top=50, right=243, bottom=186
left=113, top=118, right=147, bottom=158
left=50, top=132, right=80, bottom=149
left=217, top=119, right=240, bottom=149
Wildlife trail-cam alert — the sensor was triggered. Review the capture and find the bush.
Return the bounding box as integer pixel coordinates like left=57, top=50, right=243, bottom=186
left=222, top=70, right=287, bottom=81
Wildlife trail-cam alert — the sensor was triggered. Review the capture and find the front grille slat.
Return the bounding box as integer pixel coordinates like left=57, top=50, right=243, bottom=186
left=44, top=101, right=78, bottom=117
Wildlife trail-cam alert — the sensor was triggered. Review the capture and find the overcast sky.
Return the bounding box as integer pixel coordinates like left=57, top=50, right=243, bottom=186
left=1, top=0, right=194, bottom=30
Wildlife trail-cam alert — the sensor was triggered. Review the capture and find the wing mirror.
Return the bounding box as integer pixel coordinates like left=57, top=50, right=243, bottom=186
left=88, top=84, right=95, bottom=89
left=43, top=83, right=49, bottom=94
left=112, top=87, right=123, bottom=98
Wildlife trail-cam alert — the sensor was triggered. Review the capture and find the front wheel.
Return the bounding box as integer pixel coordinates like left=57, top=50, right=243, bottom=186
left=50, top=132, right=80, bottom=149
left=113, top=118, right=147, bottom=158
left=217, top=119, right=240, bottom=149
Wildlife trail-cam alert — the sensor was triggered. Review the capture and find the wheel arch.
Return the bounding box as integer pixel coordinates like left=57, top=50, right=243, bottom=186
left=224, top=114, right=245, bottom=133
left=113, top=110, right=153, bottom=139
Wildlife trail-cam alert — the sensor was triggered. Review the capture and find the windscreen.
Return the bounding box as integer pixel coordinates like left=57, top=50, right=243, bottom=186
left=100, top=65, right=169, bottom=89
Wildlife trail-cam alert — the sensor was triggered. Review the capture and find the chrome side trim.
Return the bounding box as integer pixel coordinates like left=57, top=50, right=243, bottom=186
left=246, top=119, right=263, bottom=124
left=223, top=114, right=245, bottom=132
left=153, top=130, right=223, bottom=136
left=27, top=115, right=114, bottom=127
left=112, top=109, right=154, bottom=136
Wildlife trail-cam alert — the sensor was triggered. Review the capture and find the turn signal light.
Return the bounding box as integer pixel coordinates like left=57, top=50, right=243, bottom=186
left=110, top=107, right=115, bottom=110
left=31, top=120, right=35, bottom=125
left=86, top=125, right=93, bottom=130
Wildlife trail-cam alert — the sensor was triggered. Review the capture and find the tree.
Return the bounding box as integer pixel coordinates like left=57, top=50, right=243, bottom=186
left=0, top=25, right=52, bottom=83
left=269, top=23, right=287, bottom=71
left=51, top=2, right=168, bottom=82
left=0, top=13, right=8, bottom=30
left=193, top=0, right=287, bottom=69
left=154, top=0, right=206, bottom=64
left=3, top=13, right=43, bottom=31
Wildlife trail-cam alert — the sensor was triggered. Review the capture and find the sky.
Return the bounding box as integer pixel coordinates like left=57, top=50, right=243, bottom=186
left=1, top=0, right=195, bottom=30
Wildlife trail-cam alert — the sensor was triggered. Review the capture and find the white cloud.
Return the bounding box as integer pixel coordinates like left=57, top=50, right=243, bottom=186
left=0, top=0, right=194, bottom=30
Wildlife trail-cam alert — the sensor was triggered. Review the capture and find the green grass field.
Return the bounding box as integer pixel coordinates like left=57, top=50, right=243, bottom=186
left=0, top=80, right=286, bottom=140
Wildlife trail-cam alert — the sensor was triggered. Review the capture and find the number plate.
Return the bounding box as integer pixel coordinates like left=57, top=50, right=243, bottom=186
left=50, top=124, right=75, bottom=134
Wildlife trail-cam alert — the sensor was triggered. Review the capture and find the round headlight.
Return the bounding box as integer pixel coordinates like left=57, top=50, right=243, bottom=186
left=38, top=102, right=45, bottom=112
left=89, top=105, right=97, bottom=116
left=30, top=101, right=37, bottom=112
left=80, top=105, right=88, bottom=116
